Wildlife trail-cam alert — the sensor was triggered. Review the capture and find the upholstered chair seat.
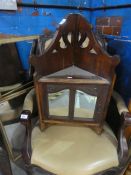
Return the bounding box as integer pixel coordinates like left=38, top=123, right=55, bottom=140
left=0, top=101, right=22, bottom=122
left=31, top=124, right=118, bottom=175
left=0, top=84, right=22, bottom=122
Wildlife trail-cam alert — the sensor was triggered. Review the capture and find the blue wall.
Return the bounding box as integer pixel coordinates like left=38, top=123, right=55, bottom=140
left=0, top=0, right=90, bottom=70
left=0, top=8, right=90, bottom=35
left=91, top=0, right=131, bottom=103
left=91, top=0, right=131, bottom=7
left=0, top=0, right=90, bottom=35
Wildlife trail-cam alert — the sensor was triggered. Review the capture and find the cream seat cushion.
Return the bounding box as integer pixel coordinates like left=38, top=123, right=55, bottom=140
left=31, top=125, right=119, bottom=175
left=0, top=101, right=22, bottom=122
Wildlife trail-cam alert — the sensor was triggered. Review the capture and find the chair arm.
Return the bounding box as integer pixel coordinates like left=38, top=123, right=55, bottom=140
left=20, top=110, right=32, bottom=127
left=112, top=91, right=131, bottom=165
left=112, top=91, right=131, bottom=136
left=20, top=89, right=36, bottom=166
left=112, top=91, right=129, bottom=115
left=22, top=88, right=35, bottom=113
left=20, top=110, right=32, bottom=165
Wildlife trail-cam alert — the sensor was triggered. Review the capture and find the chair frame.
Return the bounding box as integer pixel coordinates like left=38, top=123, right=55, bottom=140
left=20, top=14, right=131, bottom=175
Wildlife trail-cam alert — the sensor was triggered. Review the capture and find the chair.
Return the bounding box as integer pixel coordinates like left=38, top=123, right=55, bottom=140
left=20, top=14, right=131, bottom=175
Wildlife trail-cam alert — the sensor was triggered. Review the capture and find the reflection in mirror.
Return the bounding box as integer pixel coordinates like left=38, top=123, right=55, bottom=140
left=74, top=90, right=97, bottom=118
left=48, top=89, right=69, bottom=116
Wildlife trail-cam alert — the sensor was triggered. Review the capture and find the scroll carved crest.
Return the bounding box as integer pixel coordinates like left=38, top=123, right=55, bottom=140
left=30, top=14, right=120, bottom=80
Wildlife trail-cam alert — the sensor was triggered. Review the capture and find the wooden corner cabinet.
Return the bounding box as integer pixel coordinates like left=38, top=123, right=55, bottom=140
left=30, top=14, right=120, bottom=134
left=37, top=66, right=111, bottom=134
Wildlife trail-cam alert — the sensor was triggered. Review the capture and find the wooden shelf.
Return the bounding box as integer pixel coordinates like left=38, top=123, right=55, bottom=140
left=0, top=34, right=39, bottom=44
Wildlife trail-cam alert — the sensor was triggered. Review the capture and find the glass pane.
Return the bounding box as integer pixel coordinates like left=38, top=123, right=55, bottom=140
left=48, top=89, right=69, bottom=116
left=74, top=90, right=97, bottom=119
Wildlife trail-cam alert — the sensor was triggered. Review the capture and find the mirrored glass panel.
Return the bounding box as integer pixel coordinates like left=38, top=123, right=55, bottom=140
left=74, top=90, right=97, bottom=118
left=48, top=89, right=69, bottom=116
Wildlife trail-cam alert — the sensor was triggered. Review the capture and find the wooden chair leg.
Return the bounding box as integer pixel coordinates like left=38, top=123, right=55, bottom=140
left=20, top=110, right=32, bottom=175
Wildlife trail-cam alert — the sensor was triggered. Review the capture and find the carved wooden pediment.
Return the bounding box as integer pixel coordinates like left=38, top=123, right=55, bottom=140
left=30, top=14, right=120, bottom=81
